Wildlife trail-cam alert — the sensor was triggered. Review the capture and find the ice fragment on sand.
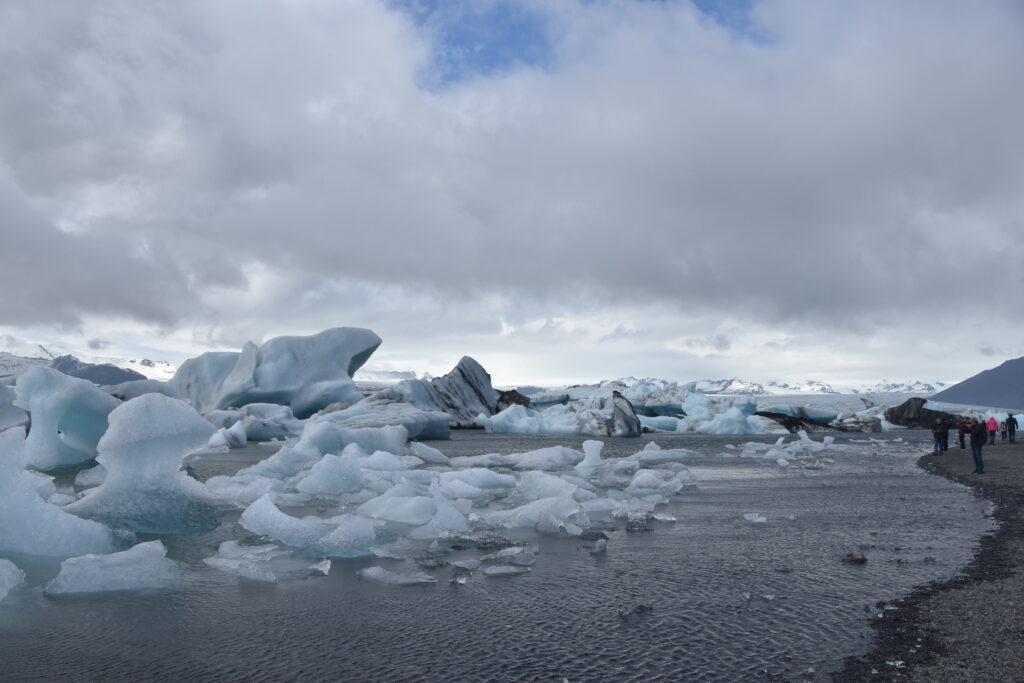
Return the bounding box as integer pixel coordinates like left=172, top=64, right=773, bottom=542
left=45, top=541, right=183, bottom=594
left=743, top=513, right=768, bottom=523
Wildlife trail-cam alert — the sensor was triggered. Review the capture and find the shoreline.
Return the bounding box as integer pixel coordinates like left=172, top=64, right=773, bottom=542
left=834, top=437, right=1024, bottom=681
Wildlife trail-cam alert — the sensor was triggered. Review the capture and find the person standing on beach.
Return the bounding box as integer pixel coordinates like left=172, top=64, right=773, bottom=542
left=940, top=417, right=950, bottom=452
left=1000, top=420, right=1007, bottom=441
left=1008, top=414, right=1018, bottom=443
left=970, top=419, right=987, bottom=474
left=931, top=418, right=945, bottom=455
left=987, top=416, right=999, bottom=445
left=957, top=420, right=968, bottom=450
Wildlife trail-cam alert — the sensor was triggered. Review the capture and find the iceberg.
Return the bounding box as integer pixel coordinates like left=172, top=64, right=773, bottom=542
left=0, top=384, right=29, bottom=432
left=15, top=366, right=121, bottom=470
left=0, top=559, right=25, bottom=602
left=477, top=391, right=641, bottom=438
left=169, top=327, right=382, bottom=418
left=0, top=428, right=117, bottom=556
left=239, top=495, right=376, bottom=557
left=203, top=403, right=302, bottom=442
left=65, top=394, right=218, bottom=533
left=103, top=379, right=182, bottom=402
left=311, top=402, right=450, bottom=440
left=202, top=540, right=289, bottom=583
left=45, top=541, right=184, bottom=594
left=362, top=357, right=497, bottom=428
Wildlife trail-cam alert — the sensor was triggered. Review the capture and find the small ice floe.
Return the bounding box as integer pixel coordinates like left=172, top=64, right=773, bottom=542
left=589, top=539, right=608, bottom=554
left=743, top=513, right=768, bottom=524
left=617, top=603, right=653, bottom=621
left=482, top=565, right=530, bottom=577
left=356, top=566, right=437, bottom=586
left=0, top=559, right=25, bottom=602
left=308, top=559, right=331, bottom=576
left=46, top=541, right=184, bottom=594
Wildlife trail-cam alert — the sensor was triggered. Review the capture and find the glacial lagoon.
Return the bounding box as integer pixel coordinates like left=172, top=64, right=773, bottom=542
left=0, top=430, right=992, bottom=682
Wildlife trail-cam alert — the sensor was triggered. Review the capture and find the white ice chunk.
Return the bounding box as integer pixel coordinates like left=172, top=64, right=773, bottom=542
left=239, top=495, right=375, bottom=557
left=0, top=428, right=116, bottom=556
left=15, top=366, right=121, bottom=470
left=574, top=440, right=604, bottom=479
left=74, top=464, right=108, bottom=488
left=203, top=541, right=285, bottom=582
left=45, top=541, right=183, bottom=594
left=483, top=565, right=530, bottom=577
left=356, top=566, right=437, bottom=585
left=408, top=441, right=449, bottom=464
left=64, top=394, right=218, bottom=533
left=0, top=559, right=25, bottom=602
left=295, top=453, right=365, bottom=496
left=743, top=513, right=768, bottom=523
left=506, top=446, right=583, bottom=471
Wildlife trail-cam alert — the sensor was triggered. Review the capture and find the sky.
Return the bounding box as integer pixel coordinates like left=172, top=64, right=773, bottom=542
left=2, top=0, right=1023, bottom=387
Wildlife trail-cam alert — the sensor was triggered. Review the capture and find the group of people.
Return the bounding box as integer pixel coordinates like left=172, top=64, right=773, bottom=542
left=932, top=413, right=1018, bottom=475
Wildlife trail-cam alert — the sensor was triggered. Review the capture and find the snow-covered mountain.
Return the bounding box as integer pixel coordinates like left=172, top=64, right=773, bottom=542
left=353, top=369, right=418, bottom=383
left=115, top=358, right=177, bottom=381
left=930, top=358, right=1024, bottom=410
left=857, top=380, right=948, bottom=394
left=0, top=351, right=50, bottom=379
left=692, top=378, right=768, bottom=395
left=766, top=380, right=838, bottom=394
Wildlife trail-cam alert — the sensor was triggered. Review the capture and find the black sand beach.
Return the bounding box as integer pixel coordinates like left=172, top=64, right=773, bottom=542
left=835, top=437, right=1024, bottom=681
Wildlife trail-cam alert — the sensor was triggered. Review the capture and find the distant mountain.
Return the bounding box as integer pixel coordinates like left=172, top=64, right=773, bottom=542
left=930, top=358, right=1024, bottom=411
left=766, top=380, right=837, bottom=394
left=353, top=369, right=418, bottom=383
left=117, top=358, right=177, bottom=381
left=0, top=351, right=50, bottom=379
left=859, top=380, right=947, bottom=394
left=693, top=378, right=768, bottom=395
left=50, top=355, right=146, bottom=385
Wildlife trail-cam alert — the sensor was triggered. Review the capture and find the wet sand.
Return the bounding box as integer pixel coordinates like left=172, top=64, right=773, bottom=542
left=835, top=436, right=1024, bottom=681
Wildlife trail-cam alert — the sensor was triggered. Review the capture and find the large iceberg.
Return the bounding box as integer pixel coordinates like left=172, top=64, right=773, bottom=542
left=0, top=428, right=117, bottom=556
left=65, top=393, right=218, bottom=533
left=362, top=357, right=497, bottom=428
left=311, top=402, right=450, bottom=440
left=45, top=541, right=184, bottom=594
left=169, top=327, right=382, bottom=418
left=15, top=366, right=121, bottom=470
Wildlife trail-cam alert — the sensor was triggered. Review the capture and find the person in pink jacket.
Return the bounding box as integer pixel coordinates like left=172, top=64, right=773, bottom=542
left=987, top=416, right=999, bottom=445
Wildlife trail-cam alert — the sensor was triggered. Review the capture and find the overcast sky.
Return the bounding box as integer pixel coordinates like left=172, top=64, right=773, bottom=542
left=2, top=0, right=1023, bottom=386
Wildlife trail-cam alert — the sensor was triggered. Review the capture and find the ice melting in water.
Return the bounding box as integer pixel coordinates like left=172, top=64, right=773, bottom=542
left=356, top=566, right=437, bottom=585
left=0, top=428, right=117, bottom=556
left=0, top=559, right=25, bottom=602
left=45, top=541, right=184, bottom=594
left=65, top=394, right=218, bottom=533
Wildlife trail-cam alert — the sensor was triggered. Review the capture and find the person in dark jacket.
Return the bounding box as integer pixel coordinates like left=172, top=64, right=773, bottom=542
left=1008, top=414, right=1018, bottom=443
left=969, top=419, right=988, bottom=474
left=931, top=418, right=945, bottom=455
left=940, top=417, right=950, bottom=452
left=957, top=420, right=968, bottom=450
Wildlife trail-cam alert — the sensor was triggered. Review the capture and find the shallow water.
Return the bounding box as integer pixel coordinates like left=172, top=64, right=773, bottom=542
left=0, top=431, right=992, bottom=682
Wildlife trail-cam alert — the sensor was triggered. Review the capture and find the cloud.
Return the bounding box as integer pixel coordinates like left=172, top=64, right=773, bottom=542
left=1, top=0, right=1022, bottom=383
left=86, top=338, right=110, bottom=350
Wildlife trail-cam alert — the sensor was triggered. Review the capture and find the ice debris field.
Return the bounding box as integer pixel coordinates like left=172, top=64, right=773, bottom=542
left=0, top=326, right=927, bottom=599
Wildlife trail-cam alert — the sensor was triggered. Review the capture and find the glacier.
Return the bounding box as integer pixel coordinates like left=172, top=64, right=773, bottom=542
left=169, top=327, right=382, bottom=418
